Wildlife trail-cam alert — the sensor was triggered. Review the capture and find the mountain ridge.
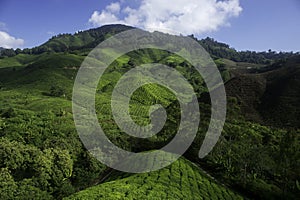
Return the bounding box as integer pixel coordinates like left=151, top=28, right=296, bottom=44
left=1, top=24, right=298, bottom=64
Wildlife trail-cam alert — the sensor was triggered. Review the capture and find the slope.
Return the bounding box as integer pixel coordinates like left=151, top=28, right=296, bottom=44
left=64, top=156, right=243, bottom=200
left=224, top=55, right=300, bottom=128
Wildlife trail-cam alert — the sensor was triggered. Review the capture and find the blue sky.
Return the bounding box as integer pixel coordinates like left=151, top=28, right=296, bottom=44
left=0, top=0, right=299, bottom=52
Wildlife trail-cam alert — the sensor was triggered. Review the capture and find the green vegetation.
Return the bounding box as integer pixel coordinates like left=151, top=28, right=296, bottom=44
left=65, top=157, right=243, bottom=200
left=0, top=25, right=299, bottom=199
left=197, top=120, right=299, bottom=199
left=197, top=37, right=296, bottom=64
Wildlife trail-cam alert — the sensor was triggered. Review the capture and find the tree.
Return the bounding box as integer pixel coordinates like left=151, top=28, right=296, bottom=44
left=0, top=48, right=16, bottom=57
left=276, top=131, right=300, bottom=197
left=49, top=85, right=65, bottom=97
left=0, top=168, right=17, bottom=199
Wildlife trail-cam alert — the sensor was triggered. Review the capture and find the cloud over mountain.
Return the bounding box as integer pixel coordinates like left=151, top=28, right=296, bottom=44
left=0, top=31, right=24, bottom=49
left=89, top=0, right=242, bottom=35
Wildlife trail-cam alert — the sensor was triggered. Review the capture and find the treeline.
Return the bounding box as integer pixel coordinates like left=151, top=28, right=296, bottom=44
left=198, top=37, right=297, bottom=64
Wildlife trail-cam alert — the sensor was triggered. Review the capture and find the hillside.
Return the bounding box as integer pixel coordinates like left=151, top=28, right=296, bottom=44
left=65, top=156, right=243, bottom=200
left=224, top=55, right=300, bottom=128
left=0, top=24, right=299, bottom=199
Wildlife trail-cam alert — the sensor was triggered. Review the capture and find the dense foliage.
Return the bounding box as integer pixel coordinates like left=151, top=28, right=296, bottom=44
left=0, top=25, right=299, bottom=199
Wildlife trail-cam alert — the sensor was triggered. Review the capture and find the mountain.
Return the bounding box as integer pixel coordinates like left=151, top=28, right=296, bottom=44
left=26, top=24, right=134, bottom=54
left=2, top=24, right=295, bottom=65
left=0, top=24, right=299, bottom=200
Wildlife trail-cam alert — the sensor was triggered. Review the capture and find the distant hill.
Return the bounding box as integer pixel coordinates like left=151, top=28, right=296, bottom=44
left=26, top=24, right=134, bottom=54
left=198, top=37, right=297, bottom=64
left=0, top=24, right=296, bottom=65
left=225, top=55, right=300, bottom=128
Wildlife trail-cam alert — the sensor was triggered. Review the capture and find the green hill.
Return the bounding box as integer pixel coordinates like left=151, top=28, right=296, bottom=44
left=31, top=24, right=134, bottom=54
left=0, top=24, right=299, bottom=200
left=64, top=157, right=243, bottom=200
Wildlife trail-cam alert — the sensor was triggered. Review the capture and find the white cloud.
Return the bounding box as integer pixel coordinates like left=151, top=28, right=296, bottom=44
left=0, top=31, right=24, bottom=49
left=107, top=2, right=121, bottom=13
left=88, top=0, right=242, bottom=35
left=89, top=2, right=123, bottom=26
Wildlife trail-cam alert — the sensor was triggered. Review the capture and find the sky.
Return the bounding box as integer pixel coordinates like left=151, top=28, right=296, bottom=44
left=0, top=0, right=299, bottom=52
